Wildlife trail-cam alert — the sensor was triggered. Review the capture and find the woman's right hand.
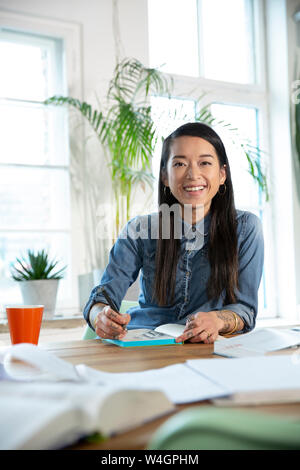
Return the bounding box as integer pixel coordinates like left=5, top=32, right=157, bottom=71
left=91, top=303, right=131, bottom=340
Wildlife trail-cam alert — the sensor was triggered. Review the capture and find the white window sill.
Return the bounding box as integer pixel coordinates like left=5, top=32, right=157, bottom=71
left=256, top=318, right=300, bottom=329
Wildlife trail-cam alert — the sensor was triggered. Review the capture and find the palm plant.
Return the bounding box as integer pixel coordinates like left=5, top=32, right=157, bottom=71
left=45, top=58, right=173, bottom=241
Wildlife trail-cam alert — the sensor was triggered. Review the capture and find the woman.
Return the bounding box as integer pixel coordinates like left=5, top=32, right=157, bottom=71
left=83, top=122, right=264, bottom=343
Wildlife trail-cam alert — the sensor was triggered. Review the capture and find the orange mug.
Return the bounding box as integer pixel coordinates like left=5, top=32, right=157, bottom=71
left=6, top=305, right=44, bottom=345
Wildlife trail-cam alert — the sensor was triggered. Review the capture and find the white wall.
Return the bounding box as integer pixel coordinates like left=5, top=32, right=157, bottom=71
left=0, top=0, right=149, bottom=99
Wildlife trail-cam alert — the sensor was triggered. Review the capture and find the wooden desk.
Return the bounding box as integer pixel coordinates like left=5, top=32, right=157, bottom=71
left=40, top=339, right=300, bottom=450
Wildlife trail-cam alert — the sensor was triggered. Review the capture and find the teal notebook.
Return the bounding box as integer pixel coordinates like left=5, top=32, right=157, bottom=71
left=103, top=324, right=185, bottom=347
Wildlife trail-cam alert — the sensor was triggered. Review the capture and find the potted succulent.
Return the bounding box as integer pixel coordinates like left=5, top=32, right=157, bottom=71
left=10, top=249, right=67, bottom=319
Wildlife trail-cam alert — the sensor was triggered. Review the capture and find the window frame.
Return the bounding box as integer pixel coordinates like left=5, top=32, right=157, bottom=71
left=0, top=10, right=83, bottom=315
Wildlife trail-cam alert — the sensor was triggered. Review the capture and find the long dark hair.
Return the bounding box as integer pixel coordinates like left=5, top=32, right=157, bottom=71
left=153, top=122, right=238, bottom=306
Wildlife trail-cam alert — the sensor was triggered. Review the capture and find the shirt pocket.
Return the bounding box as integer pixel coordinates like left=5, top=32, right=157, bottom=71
left=142, top=249, right=156, bottom=276
left=192, top=245, right=210, bottom=284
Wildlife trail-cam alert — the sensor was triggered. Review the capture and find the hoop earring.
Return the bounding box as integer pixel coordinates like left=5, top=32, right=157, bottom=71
left=163, top=186, right=168, bottom=195
left=218, top=183, right=226, bottom=196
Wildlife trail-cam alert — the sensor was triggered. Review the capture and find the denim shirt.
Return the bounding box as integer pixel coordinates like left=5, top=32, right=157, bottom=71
left=83, top=210, right=264, bottom=333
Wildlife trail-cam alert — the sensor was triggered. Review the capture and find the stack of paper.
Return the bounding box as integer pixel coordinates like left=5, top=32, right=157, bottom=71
left=214, top=327, right=300, bottom=358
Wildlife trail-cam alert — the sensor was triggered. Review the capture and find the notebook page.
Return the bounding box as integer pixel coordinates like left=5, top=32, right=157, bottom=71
left=77, top=362, right=229, bottom=404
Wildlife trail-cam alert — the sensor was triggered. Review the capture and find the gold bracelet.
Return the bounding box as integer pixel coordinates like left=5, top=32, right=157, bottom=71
left=221, top=310, right=239, bottom=336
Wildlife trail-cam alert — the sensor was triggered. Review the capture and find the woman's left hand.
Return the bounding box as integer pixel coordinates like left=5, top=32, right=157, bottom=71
left=175, top=311, right=223, bottom=344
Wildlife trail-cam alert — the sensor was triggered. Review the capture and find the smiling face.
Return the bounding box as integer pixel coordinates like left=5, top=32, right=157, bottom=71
left=163, top=136, right=226, bottom=221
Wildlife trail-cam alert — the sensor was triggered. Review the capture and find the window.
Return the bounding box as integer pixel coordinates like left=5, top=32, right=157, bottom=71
left=148, top=0, right=256, bottom=83
left=198, top=0, right=256, bottom=84
left=148, top=0, right=276, bottom=319
left=0, top=28, right=71, bottom=313
left=209, top=103, right=261, bottom=212
left=148, top=0, right=199, bottom=77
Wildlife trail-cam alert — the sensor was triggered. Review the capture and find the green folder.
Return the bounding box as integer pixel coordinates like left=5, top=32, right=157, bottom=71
left=148, top=407, right=300, bottom=450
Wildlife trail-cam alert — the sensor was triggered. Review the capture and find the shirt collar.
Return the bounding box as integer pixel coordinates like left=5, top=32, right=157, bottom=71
left=182, top=212, right=211, bottom=240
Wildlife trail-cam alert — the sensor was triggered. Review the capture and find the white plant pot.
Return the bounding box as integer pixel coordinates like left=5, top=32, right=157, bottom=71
left=19, top=279, right=59, bottom=320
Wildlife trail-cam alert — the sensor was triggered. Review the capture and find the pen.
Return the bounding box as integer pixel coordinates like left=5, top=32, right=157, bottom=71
left=99, top=286, right=119, bottom=312
left=99, top=286, right=128, bottom=332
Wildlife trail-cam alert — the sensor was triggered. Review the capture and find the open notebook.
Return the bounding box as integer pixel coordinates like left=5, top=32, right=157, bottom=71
left=103, top=323, right=185, bottom=347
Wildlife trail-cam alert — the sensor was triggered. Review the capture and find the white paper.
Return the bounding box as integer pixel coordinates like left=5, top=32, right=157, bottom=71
left=77, top=362, right=228, bottom=404
left=214, top=327, right=300, bottom=357
left=1, top=343, right=228, bottom=404
left=187, top=355, right=300, bottom=393
left=3, top=343, right=81, bottom=382
left=155, top=323, right=185, bottom=337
